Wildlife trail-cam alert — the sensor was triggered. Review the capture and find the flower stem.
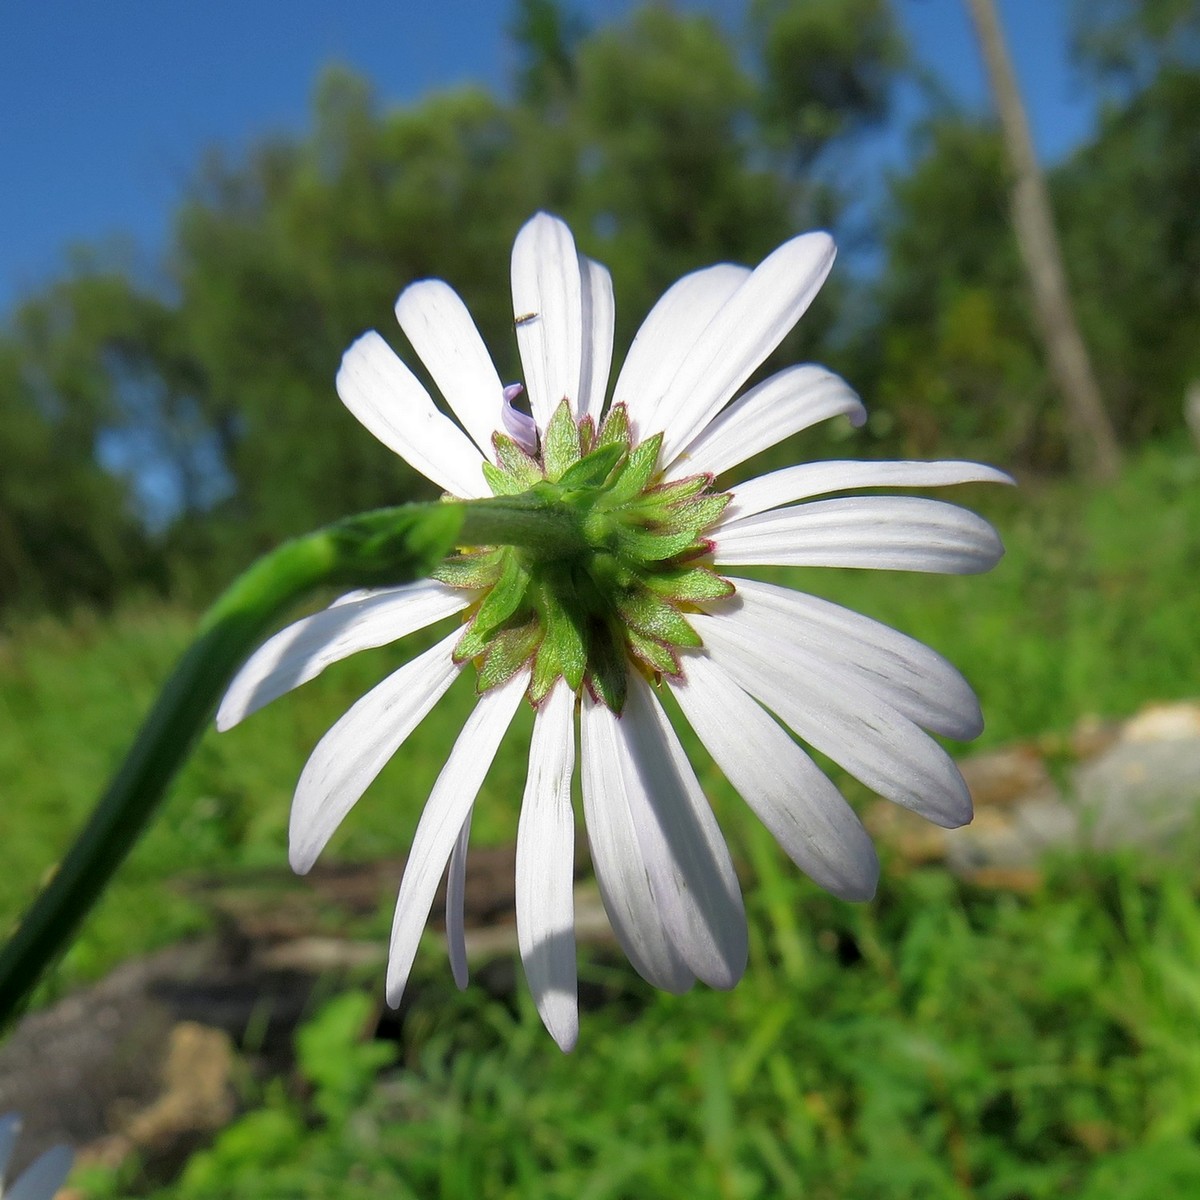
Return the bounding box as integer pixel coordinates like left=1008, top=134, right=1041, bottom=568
left=0, top=500, right=483, bottom=1028
left=457, top=489, right=590, bottom=560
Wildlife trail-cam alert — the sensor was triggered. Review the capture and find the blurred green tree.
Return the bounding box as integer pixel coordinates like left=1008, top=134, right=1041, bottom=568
left=0, top=0, right=909, bottom=610
left=1070, top=0, right=1200, bottom=94
left=1055, top=64, right=1200, bottom=442
left=867, top=0, right=1200, bottom=467
left=0, top=284, right=155, bottom=612
left=870, top=118, right=1053, bottom=462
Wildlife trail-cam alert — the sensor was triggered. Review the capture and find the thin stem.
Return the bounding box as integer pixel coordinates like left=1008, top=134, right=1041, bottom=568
left=0, top=500, right=470, bottom=1028
left=458, top=488, right=589, bottom=559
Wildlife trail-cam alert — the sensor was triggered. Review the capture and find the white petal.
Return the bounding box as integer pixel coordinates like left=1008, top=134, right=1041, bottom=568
left=580, top=693, right=694, bottom=993
left=693, top=611, right=972, bottom=827
left=6, top=1145, right=74, bottom=1200
left=445, top=811, right=472, bottom=989
left=611, top=263, right=749, bottom=441
left=724, top=459, right=1015, bottom=522
left=655, top=233, right=837, bottom=463
left=289, top=630, right=461, bottom=874
left=395, top=279, right=506, bottom=460
left=577, top=254, right=615, bottom=423
left=721, top=578, right=983, bottom=739
left=217, top=579, right=471, bottom=731
left=714, top=495, right=1004, bottom=574
left=670, top=652, right=879, bottom=900
left=516, top=682, right=579, bottom=1051
left=511, top=213, right=583, bottom=427
left=336, top=331, right=488, bottom=497
left=614, top=675, right=748, bottom=989
left=385, top=673, right=526, bottom=1007
left=666, top=364, right=865, bottom=480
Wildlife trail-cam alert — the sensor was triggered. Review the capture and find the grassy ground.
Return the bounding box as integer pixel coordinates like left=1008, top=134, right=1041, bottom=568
left=79, top=851, right=1200, bottom=1199
left=4, top=441, right=1200, bottom=1196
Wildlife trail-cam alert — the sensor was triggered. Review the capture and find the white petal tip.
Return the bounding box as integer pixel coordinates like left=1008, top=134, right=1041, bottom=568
left=549, top=1021, right=579, bottom=1053
left=385, top=962, right=411, bottom=1009
left=288, top=841, right=319, bottom=876
left=965, top=464, right=1017, bottom=487
left=829, top=861, right=881, bottom=904
left=847, top=879, right=879, bottom=903
left=394, top=277, right=438, bottom=314
left=927, top=799, right=975, bottom=830
left=808, top=229, right=837, bottom=259
left=336, top=330, right=384, bottom=382
left=523, top=210, right=566, bottom=234
left=536, top=993, right=580, bottom=1051
left=781, top=229, right=837, bottom=282
left=980, top=531, right=1006, bottom=570
left=706, top=955, right=748, bottom=993
left=960, top=709, right=986, bottom=742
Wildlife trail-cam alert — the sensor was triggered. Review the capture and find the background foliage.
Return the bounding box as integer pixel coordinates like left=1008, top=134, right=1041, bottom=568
left=3, top=0, right=1196, bottom=614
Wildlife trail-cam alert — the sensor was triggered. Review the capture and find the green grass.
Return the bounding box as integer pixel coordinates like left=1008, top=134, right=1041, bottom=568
left=4, top=441, right=1200, bottom=1196
left=77, top=849, right=1200, bottom=1199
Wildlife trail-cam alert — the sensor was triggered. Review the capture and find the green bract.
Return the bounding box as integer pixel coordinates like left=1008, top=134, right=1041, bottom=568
left=432, top=401, right=734, bottom=713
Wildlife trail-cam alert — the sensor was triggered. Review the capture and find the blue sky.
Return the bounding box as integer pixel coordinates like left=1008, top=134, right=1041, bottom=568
left=0, top=0, right=1096, bottom=315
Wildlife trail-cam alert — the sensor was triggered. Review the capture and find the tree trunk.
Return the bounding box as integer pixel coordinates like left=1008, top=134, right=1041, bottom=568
left=964, top=0, right=1122, bottom=481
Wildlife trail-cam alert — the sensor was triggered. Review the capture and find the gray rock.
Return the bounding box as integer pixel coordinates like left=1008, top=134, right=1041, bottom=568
left=873, top=700, right=1200, bottom=882
left=1075, top=737, right=1200, bottom=851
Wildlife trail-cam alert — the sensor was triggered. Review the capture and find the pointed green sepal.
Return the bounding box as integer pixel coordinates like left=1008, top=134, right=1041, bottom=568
left=578, top=414, right=597, bottom=456
left=493, top=433, right=545, bottom=491
left=452, top=618, right=491, bottom=664
left=452, top=550, right=531, bottom=661
left=531, top=613, right=586, bottom=703
left=477, top=619, right=542, bottom=692
left=557, top=441, right=626, bottom=491
left=617, top=525, right=705, bottom=562
left=643, top=565, right=735, bottom=603
left=474, top=550, right=531, bottom=634
left=529, top=645, right=558, bottom=705
left=533, top=585, right=587, bottom=695
left=604, top=433, right=663, bottom=506
left=616, top=589, right=703, bottom=648
left=585, top=622, right=627, bottom=714
left=596, top=402, right=631, bottom=450
left=432, top=549, right=506, bottom=590
left=483, top=460, right=524, bottom=497
left=543, top=400, right=583, bottom=482
left=626, top=629, right=683, bottom=678
left=641, top=473, right=714, bottom=506
left=664, top=492, right=730, bottom=533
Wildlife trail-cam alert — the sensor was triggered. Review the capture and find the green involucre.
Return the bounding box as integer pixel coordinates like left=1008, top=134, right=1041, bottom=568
left=433, top=401, right=733, bottom=713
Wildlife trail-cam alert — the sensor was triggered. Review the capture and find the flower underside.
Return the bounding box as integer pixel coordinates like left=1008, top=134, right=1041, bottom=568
left=432, top=400, right=734, bottom=714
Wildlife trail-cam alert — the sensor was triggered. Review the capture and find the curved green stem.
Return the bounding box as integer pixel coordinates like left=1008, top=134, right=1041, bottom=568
left=0, top=493, right=583, bottom=1029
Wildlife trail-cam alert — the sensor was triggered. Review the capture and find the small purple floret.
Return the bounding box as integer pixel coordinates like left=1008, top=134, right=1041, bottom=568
left=502, top=384, right=539, bottom=453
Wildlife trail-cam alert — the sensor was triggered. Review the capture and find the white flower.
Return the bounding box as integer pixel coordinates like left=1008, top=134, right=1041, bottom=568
left=218, top=213, right=1008, bottom=1051
left=0, top=1114, right=73, bottom=1200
